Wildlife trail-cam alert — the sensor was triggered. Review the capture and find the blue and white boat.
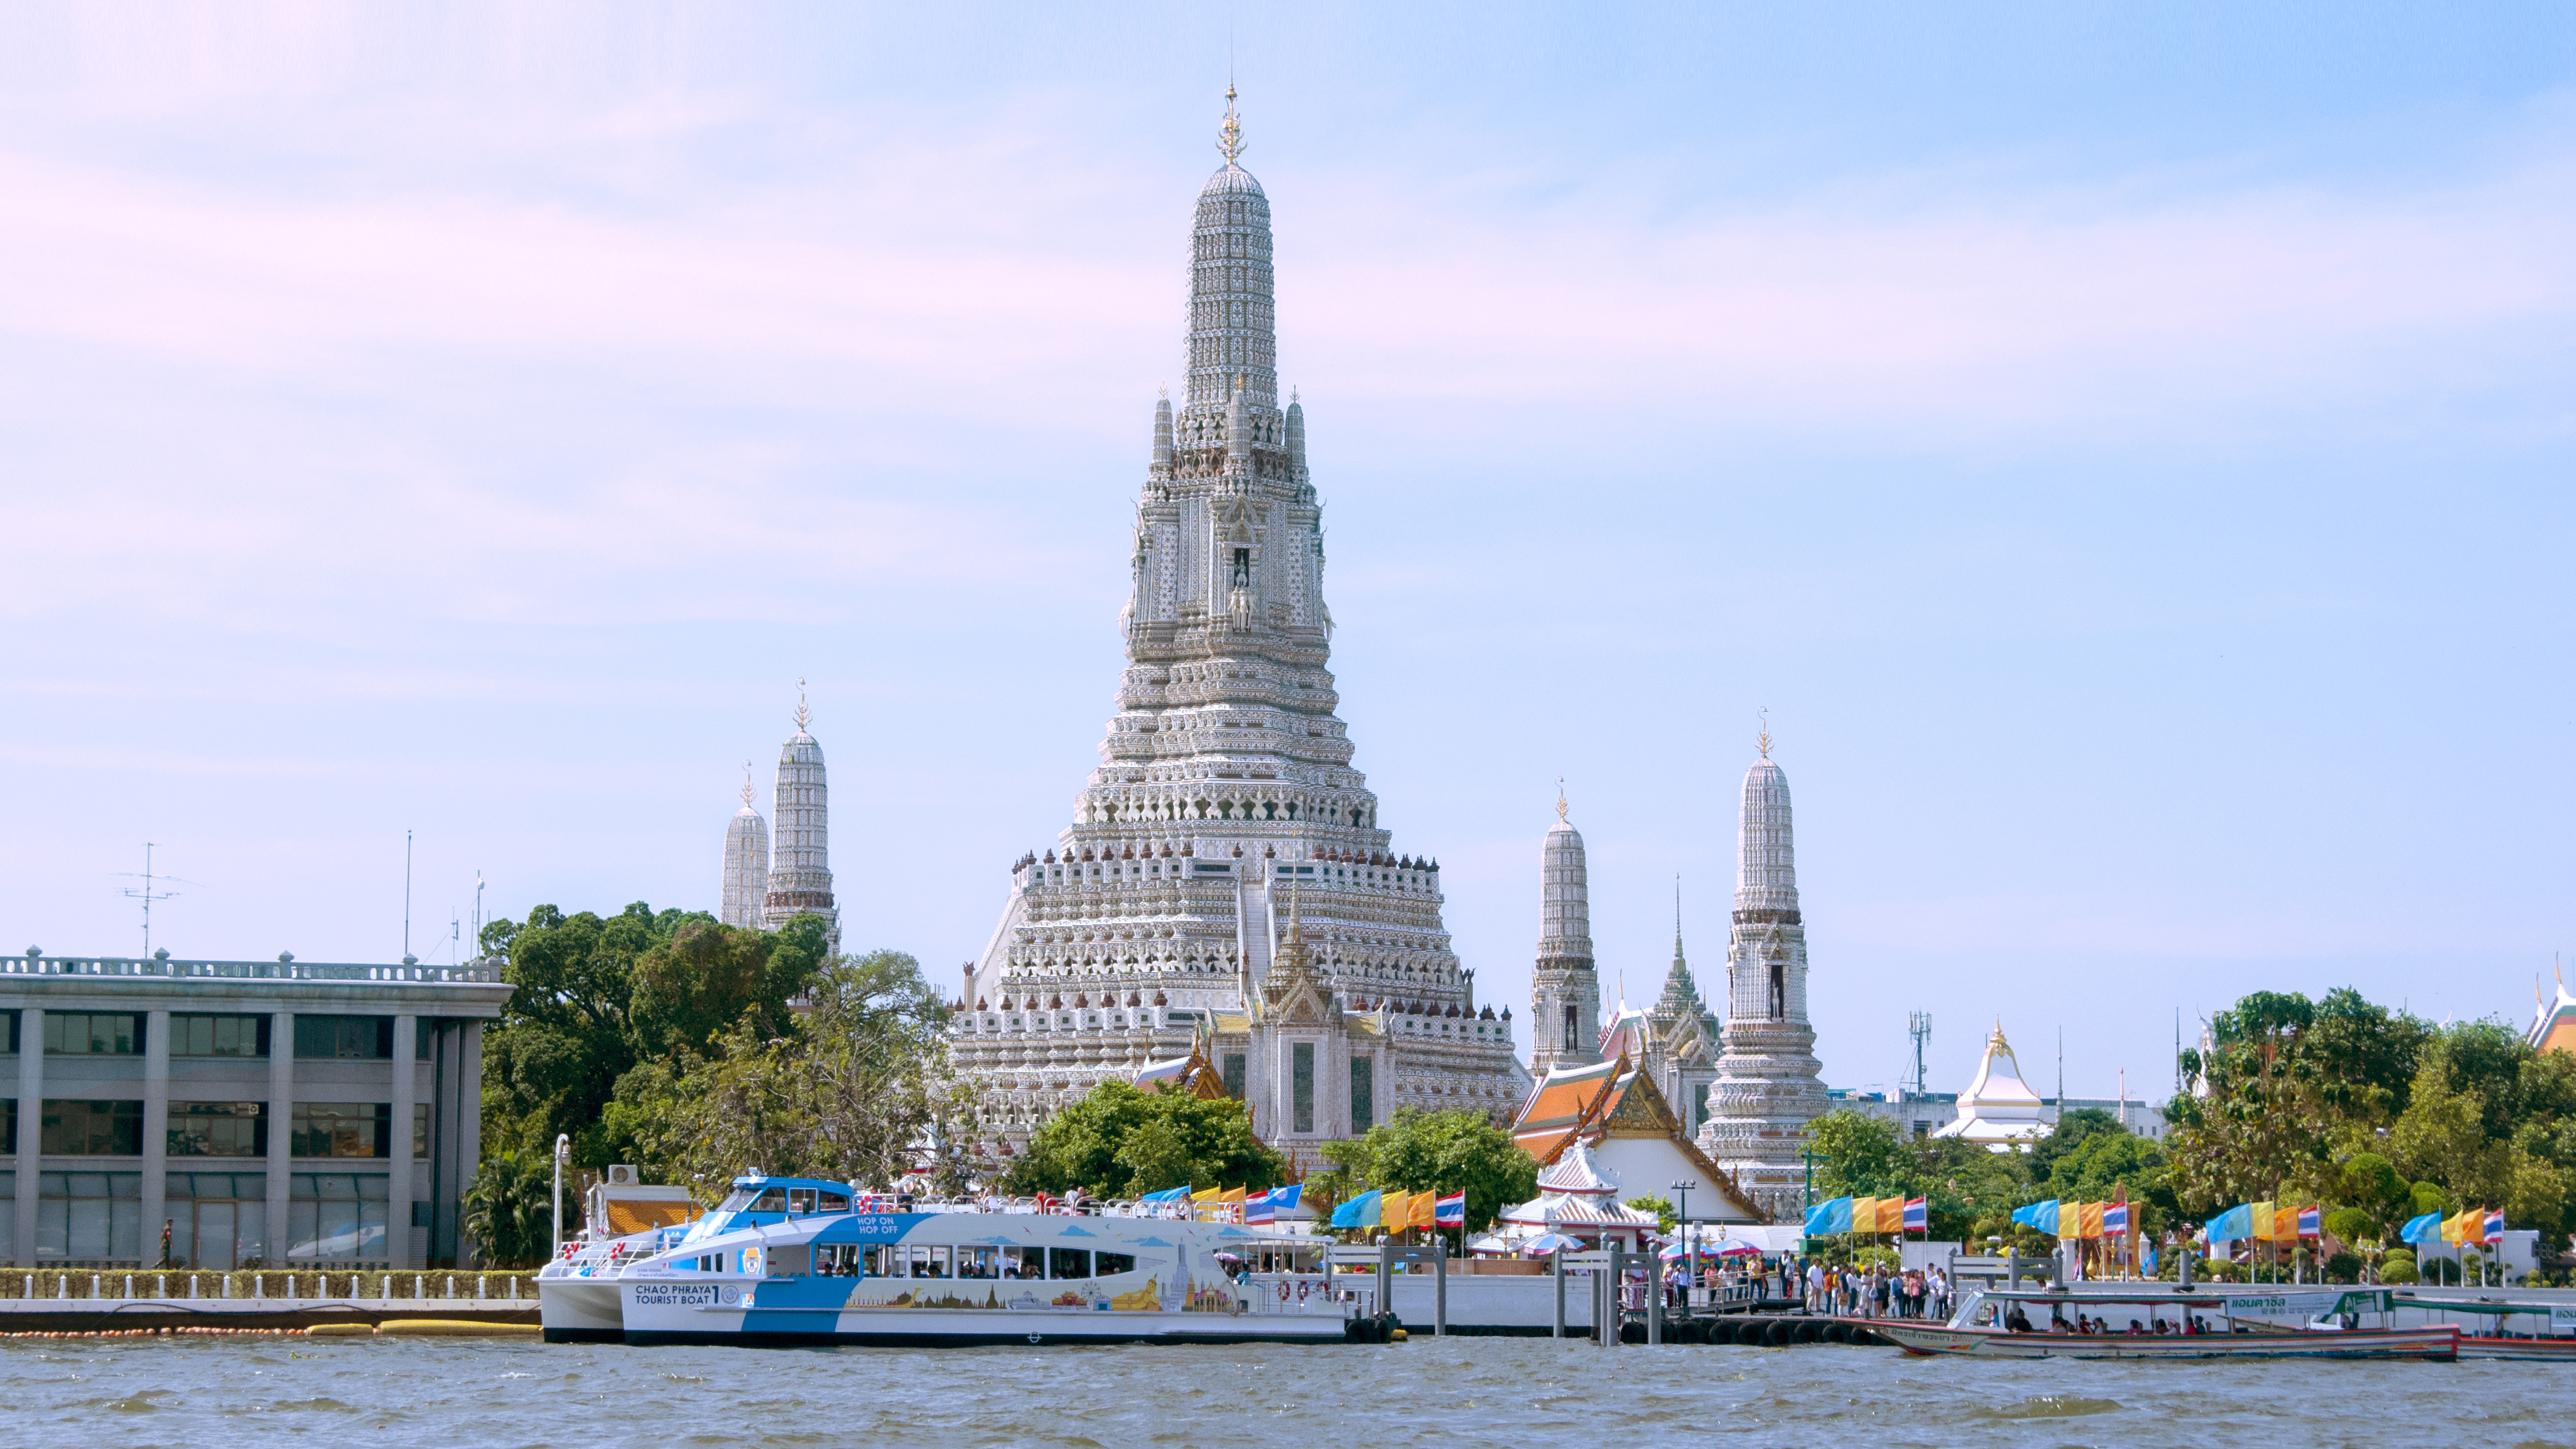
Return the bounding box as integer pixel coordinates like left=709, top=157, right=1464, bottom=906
left=539, top=1175, right=855, bottom=1343
left=603, top=1175, right=1354, bottom=1347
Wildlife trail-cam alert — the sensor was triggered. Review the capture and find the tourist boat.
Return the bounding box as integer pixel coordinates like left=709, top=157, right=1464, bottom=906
left=1872, top=1286, right=2459, bottom=1360
left=605, top=1175, right=1355, bottom=1347
left=539, top=1175, right=849, bottom=1343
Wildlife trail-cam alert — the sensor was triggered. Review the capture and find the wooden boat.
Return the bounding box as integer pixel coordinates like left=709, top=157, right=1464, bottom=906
left=1874, top=1286, right=2458, bottom=1361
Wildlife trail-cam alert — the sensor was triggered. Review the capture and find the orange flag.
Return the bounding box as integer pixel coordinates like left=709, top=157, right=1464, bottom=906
left=1409, top=1190, right=1436, bottom=1231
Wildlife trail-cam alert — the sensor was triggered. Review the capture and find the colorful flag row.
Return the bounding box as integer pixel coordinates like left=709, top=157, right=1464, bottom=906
left=2201, top=1201, right=2322, bottom=1244
left=1800, top=1196, right=1929, bottom=1235
left=2398, top=1206, right=2505, bottom=1247
left=2008, top=1199, right=2138, bottom=1239
left=1327, top=1187, right=1469, bottom=1230
left=1135, top=1184, right=1304, bottom=1221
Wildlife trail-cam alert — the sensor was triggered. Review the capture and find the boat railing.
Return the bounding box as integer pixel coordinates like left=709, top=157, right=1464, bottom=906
left=1243, top=1273, right=1357, bottom=1319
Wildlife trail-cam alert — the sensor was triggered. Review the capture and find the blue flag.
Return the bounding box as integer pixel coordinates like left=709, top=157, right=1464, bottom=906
left=1270, top=1184, right=1303, bottom=1211
left=2204, top=1203, right=2255, bottom=1243
left=2011, top=1200, right=2061, bottom=1234
left=2398, top=1211, right=2443, bottom=1245
left=1802, top=1196, right=1852, bottom=1236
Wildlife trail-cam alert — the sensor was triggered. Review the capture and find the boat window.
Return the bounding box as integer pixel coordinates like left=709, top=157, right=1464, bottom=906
left=715, top=1190, right=757, bottom=1213
left=956, top=1247, right=999, bottom=1280
left=1094, top=1251, right=1137, bottom=1277
left=1000, top=1246, right=1039, bottom=1280
left=909, top=1245, right=951, bottom=1279
left=747, top=1188, right=786, bottom=1212
left=1048, top=1248, right=1091, bottom=1281
left=863, top=1246, right=897, bottom=1277
left=788, top=1188, right=817, bottom=1215
left=816, top=1244, right=863, bottom=1277
left=819, top=1191, right=850, bottom=1213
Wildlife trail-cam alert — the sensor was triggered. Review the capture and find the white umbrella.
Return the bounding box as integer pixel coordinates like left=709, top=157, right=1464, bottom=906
left=1522, top=1232, right=1584, bottom=1255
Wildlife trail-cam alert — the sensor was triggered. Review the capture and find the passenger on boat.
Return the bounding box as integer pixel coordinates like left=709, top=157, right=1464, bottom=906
left=2005, top=1305, right=2035, bottom=1333
left=2126, top=1319, right=2146, bottom=1335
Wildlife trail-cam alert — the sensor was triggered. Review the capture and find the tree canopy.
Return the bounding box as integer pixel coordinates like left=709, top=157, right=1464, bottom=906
left=477, top=902, right=830, bottom=1168
left=1312, top=1107, right=1539, bottom=1235
left=1001, top=1081, right=1288, bottom=1200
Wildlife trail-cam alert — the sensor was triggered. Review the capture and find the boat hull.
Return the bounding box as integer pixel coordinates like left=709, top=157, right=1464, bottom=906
left=2457, top=1335, right=2576, bottom=1361
left=621, top=1297, right=1350, bottom=1348
left=538, top=1275, right=627, bottom=1344
left=1876, top=1322, right=2459, bottom=1361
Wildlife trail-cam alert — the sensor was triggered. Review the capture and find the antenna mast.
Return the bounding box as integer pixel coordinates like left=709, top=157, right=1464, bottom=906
left=1906, top=1011, right=1932, bottom=1098
left=117, top=842, right=181, bottom=959
left=403, top=829, right=414, bottom=961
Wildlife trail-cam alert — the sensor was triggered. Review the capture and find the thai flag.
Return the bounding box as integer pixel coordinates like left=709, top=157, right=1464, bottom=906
left=1244, top=1190, right=1275, bottom=1225
left=1435, top=1190, right=1466, bottom=1227
left=1901, top=1197, right=1928, bottom=1231
left=2485, top=1208, right=2507, bottom=1245
left=2103, top=1202, right=2129, bottom=1236
left=2297, top=1205, right=2321, bottom=1239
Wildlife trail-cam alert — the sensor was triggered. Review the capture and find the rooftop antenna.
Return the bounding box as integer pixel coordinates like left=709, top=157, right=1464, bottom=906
left=403, top=829, right=415, bottom=963
left=115, top=842, right=193, bottom=959
left=1906, top=1011, right=1932, bottom=1098
left=2056, top=1027, right=2065, bottom=1125
left=473, top=872, right=486, bottom=957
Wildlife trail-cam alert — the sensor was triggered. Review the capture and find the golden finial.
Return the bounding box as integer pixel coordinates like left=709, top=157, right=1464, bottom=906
left=1217, top=83, right=1245, bottom=164
left=793, top=678, right=812, bottom=734
left=1555, top=777, right=1568, bottom=822
left=1757, top=706, right=1771, bottom=759
left=741, top=761, right=755, bottom=808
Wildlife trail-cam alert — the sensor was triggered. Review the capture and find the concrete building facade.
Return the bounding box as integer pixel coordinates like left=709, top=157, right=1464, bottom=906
left=3, top=950, right=509, bottom=1269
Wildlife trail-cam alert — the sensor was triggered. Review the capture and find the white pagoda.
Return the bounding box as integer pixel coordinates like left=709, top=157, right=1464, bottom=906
left=1931, top=1021, right=2050, bottom=1151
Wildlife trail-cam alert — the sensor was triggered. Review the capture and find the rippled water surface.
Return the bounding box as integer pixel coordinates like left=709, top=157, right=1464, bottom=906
left=7, top=1336, right=2574, bottom=1448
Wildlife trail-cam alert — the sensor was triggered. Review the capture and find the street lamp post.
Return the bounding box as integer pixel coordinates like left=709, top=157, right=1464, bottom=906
left=551, top=1134, right=571, bottom=1259
left=1671, top=1179, right=1699, bottom=1309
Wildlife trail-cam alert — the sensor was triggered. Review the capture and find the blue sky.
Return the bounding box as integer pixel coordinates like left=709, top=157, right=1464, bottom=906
left=3, top=2, right=2571, bottom=1101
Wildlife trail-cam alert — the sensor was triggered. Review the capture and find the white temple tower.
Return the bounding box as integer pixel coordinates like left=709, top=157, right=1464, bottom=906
left=947, top=91, right=1528, bottom=1166
left=1529, top=790, right=1602, bottom=1075
left=1699, top=723, right=1827, bottom=1220
left=763, top=688, right=838, bottom=952
left=719, top=762, right=771, bottom=929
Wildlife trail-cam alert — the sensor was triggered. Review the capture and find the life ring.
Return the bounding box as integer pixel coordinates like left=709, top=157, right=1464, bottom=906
left=1278, top=1280, right=1291, bottom=1301
left=1297, top=1280, right=1311, bottom=1302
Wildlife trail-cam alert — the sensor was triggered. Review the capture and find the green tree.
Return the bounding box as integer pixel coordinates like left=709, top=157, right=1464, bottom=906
left=1311, top=1107, right=1539, bottom=1235
left=1626, top=1194, right=1677, bottom=1234
left=1001, top=1080, right=1287, bottom=1200
left=2043, top=1124, right=2175, bottom=1235
left=480, top=903, right=834, bottom=1171
left=1805, top=1109, right=1911, bottom=1198
left=620, top=950, right=961, bottom=1196
left=2167, top=988, right=2431, bottom=1214
left=461, top=1148, right=558, bottom=1267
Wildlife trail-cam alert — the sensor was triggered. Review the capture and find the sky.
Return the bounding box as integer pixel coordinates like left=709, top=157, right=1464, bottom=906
left=3, top=2, right=2571, bottom=1104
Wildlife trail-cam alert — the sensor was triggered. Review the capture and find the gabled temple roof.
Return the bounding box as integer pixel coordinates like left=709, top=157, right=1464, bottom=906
left=1509, top=1055, right=1765, bottom=1220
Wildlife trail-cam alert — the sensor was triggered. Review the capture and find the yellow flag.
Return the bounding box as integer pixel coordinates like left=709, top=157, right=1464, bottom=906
left=2249, top=1202, right=2273, bottom=1241
left=1848, top=1197, right=1877, bottom=1234
left=1220, top=1186, right=1246, bottom=1205
left=1379, top=1192, right=1410, bottom=1229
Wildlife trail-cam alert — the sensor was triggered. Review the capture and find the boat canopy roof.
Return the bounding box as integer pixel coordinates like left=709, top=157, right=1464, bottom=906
left=729, top=1175, right=856, bottom=1194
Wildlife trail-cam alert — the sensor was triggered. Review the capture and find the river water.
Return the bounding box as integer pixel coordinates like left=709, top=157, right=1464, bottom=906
left=6, top=1335, right=2571, bottom=1448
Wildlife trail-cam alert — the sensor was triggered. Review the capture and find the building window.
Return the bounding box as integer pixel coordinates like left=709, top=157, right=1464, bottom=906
left=165, top=1171, right=269, bottom=1269
left=172, top=1014, right=269, bottom=1058
left=41, top=1100, right=144, bottom=1155
left=291, top=1102, right=393, bottom=1159
left=3, top=1009, right=17, bottom=1054
left=1768, top=963, right=1785, bottom=1021
left=414, top=1103, right=432, bottom=1160
left=294, top=1016, right=392, bottom=1060
left=44, top=1013, right=141, bottom=1056
left=2, top=1098, right=14, bottom=1154
left=1221, top=1053, right=1246, bottom=1100
left=168, top=1102, right=266, bottom=1158
left=36, top=1171, right=142, bottom=1263
left=287, top=1173, right=390, bottom=1263
left=1291, top=1042, right=1314, bottom=1134
left=1350, top=1057, right=1374, bottom=1134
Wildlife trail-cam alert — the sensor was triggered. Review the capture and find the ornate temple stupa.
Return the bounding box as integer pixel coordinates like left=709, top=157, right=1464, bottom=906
left=2530, top=959, right=2576, bottom=1057
left=1932, top=1021, right=2050, bottom=1150
left=719, top=761, right=771, bottom=929
left=1698, top=720, right=1828, bottom=1220
left=948, top=91, right=1528, bottom=1171
left=763, top=684, right=838, bottom=952
left=1528, top=786, right=1603, bottom=1077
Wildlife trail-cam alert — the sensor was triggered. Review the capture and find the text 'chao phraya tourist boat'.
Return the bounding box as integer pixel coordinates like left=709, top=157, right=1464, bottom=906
left=1872, top=1285, right=2462, bottom=1361
left=541, top=1176, right=1352, bottom=1348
